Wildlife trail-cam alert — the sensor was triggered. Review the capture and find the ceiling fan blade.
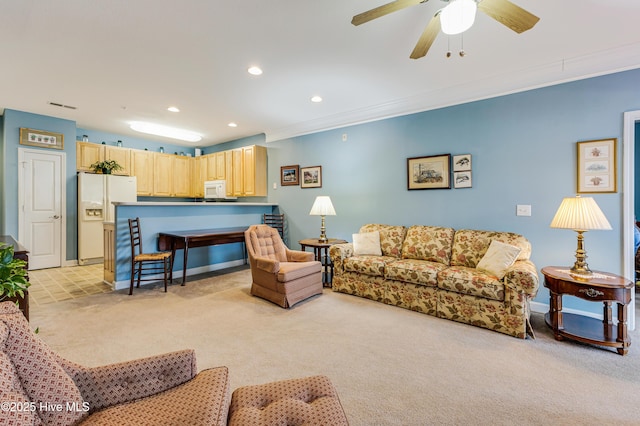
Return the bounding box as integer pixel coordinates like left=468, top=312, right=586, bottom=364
left=477, top=0, right=540, bottom=34
left=410, top=13, right=441, bottom=59
left=352, top=0, right=427, bottom=26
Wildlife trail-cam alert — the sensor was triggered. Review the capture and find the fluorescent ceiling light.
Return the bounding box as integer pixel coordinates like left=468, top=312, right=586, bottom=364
left=440, top=0, right=477, bottom=35
left=247, top=66, right=263, bottom=75
left=167, top=106, right=180, bottom=112
left=311, top=96, right=323, bottom=103
left=228, top=122, right=238, bottom=127
left=130, top=122, right=202, bottom=142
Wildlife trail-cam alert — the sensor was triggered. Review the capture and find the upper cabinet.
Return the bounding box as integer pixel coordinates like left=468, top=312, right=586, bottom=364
left=76, top=142, right=104, bottom=172
left=76, top=142, right=267, bottom=198
left=130, top=150, right=155, bottom=196
left=104, top=145, right=131, bottom=176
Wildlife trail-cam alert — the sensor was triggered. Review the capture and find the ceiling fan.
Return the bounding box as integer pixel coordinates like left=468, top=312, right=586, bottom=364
left=352, top=0, right=540, bottom=59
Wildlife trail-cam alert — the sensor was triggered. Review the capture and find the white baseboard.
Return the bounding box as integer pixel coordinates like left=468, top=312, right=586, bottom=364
left=531, top=300, right=607, bottom=321
left=111, top=259, right=247, bottom=291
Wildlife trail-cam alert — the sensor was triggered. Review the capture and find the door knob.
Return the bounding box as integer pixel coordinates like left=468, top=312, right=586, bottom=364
left=51, top=215, right=60, bottom=219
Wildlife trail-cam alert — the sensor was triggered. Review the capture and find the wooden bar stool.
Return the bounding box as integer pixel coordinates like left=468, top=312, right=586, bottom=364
left=128, top=217, right=173, bottom=295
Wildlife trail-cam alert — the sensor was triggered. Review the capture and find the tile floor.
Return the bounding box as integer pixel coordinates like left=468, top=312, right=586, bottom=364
left=27, top=263, right=112, bottom=306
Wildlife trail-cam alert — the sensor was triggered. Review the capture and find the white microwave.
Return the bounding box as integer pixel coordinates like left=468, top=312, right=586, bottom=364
left=204, top=180, right=236, bottom=200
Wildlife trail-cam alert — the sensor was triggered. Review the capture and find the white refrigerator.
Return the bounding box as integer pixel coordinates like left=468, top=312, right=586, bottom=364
left=78, top=172, right=137, bottom=265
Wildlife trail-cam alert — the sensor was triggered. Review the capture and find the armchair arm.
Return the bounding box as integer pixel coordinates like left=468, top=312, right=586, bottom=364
left=329, top=243, right=354, bottom=276
left=62, top=349, right=197, bottom=412
left=286, top=249, right=315, bottom=262
left=256, top=257, right=280, bottom=273
left=503, top=260, right=539, bottom=298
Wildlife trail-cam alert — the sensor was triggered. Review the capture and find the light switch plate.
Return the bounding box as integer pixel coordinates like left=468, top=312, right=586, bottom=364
left=516, top=204, right=532, bottom=216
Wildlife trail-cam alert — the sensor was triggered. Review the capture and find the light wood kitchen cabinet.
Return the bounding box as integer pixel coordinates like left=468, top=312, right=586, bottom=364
left=214, top=152, right=226, bottom=180
left=173, top=155, right=192, bottom=197
left=104, top=145, right=131, bottom=176
left=153, top=153, right=174, bottom=196
left=205, top=153, right=218, bottom=181
left=131, top=150, right=155, bottom=196
left=230, top=145, right=267, bottom=197
left=225, top=151, right=234, bottom=197
left=76, top=142, right=104, bottom=172
left=192, top=156, right=207, bottom=197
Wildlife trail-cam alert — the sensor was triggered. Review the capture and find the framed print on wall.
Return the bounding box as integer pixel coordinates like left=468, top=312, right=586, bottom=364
left=280, top=165, right=300, bottom=186
left=407, top=154, right=451, bottom=190
left=453, top=154, right=471, bottom=171
left=577, top=138, right=617, bottom=193
left=19, top=127, right=64, bottom=150
left=454, top=171, right=472, bottom=188
left=301, top=166, right=322, bottom=188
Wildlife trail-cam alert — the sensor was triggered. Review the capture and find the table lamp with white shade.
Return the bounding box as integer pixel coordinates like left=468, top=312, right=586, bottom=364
left=550, top=195, right=612, bottom=276
left=309, top=196, right=336, bottom=243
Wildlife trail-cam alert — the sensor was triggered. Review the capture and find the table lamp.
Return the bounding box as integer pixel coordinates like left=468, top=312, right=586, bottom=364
left=309, top=196, right=336, bottom=243
left=550, top=195, right=612, bottom=276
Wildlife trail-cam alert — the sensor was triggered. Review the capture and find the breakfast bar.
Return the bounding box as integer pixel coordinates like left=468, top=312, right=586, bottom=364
left=110, top=201, right=277, bottom=291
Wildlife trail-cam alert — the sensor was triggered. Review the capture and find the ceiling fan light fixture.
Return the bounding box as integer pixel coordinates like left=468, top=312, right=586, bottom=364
left=441, top=0, right=477, bottom=35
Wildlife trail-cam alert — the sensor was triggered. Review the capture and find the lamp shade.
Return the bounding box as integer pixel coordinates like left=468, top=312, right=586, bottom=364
left=440, top=0, right=477, bottom=35
left=309, top=196, right=336, bottom=216
left=550, top=196, right=612, bottom=231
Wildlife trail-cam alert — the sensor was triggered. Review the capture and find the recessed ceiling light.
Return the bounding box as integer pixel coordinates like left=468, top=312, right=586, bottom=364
left=167, top=106, right=180, bottom=112
left=247, top=66, right=263, bottom=76
left=228, top=122, right=238, bottom=128
left=130, top=121, right=202, bottom=142
left=311, top=96, right=323, bottom=103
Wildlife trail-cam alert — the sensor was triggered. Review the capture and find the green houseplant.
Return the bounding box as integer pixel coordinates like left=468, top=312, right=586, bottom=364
left=0, top=243, right=30, bottom=317
left=90, top=159, right=123, bottom=174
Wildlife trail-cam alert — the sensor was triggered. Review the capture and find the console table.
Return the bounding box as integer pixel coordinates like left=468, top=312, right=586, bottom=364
left=158, top=227, right=248, bottom=285
left=299, top=238, right=347, bottom=287
left=541, top=266, right=633, bottom=355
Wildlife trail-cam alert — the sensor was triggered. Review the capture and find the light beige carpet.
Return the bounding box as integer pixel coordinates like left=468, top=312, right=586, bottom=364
left=31, top=266, right=640, bottom=425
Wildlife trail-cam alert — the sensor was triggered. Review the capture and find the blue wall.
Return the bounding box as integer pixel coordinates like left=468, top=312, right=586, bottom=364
left=2, top=68, right=640, bottom=313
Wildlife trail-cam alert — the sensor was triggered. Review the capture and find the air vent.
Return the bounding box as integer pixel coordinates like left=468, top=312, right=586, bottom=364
left=48, top=101, right=77, bottom=110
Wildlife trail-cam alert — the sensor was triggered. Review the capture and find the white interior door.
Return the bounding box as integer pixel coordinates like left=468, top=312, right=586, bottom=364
left=18, top=148, right=65, bottom=270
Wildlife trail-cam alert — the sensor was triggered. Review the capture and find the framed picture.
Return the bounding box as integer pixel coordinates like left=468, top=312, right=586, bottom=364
left=280, top=165, right=300, bottom=186
left=577, top=138, right=617, bottom=193
left=407, top=154, right=451, bottom=190
left=301, top=166, right=322, bottom=188
left=454, top=171, right=472, bottom=188
left=453, top=154, right=471, bottom=171
left=19, top=128, right=64, bottom=150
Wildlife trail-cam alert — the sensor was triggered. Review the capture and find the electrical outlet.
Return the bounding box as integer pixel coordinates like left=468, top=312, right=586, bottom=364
left=273, top=182, right=277, bottom=190
left=516, top=204, right=531, bottom=216
left=342, top=133, right=347, bottom=142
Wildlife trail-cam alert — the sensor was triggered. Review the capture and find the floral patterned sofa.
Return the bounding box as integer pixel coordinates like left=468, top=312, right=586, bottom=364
left=329, top=224, right=539, bottom=338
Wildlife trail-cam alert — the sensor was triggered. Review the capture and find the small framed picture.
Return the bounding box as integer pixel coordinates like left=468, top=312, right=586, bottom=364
left=301, top=166, right=322, bottom=188
left=280, top=165, right=300, bottom=186
left=453, top=154, right=471, bottom=171
left=19, top=128, right=64, bottom=150
left=407, top=154, right=451, bottom=190
left=577, top=138, right=617, bottom=193
left=454, top=171, right=472, bottom=188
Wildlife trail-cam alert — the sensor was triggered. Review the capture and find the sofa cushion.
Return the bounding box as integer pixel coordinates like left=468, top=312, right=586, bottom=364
left=0, top=302, right=88, bottom=426
left=343, top=256, right=390, bottom=277
left=476, top=240, right=522, bottom=279
left=359, top=224, right=407, bottom=258
left=437, top=266, right=505, bottom=301
left=385, top=259, right=445, bottom=287
left=353, top=231, right=382, bottom=256
left=401, top=225, right=455, bottom=265
left=277, top=261, right=322, bottom=282
left=450, top=229, right=531, bottom=268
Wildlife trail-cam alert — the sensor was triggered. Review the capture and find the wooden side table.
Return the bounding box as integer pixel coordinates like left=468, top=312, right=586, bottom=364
left=299, top=238, right=347, bottom=287
left=541, top=266, right=633, bottom=355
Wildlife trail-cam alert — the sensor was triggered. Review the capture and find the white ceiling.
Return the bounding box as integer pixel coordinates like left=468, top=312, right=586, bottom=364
left=2, top=0, right=640, bottom=146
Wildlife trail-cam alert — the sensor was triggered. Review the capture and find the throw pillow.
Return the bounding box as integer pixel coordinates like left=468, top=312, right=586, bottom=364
left=476, top=240, right=522, bottom=279
left=353, top=231, right=382, bottom=256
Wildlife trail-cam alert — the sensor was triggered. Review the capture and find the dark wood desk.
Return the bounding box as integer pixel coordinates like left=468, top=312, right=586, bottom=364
left=542, top=266, right=633, bottom=355
left=158, top=227, right=248, bottom=285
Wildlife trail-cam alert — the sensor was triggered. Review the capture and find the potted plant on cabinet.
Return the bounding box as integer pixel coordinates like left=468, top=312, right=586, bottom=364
left=0, top=243, right=30, bottom=319
left=90, top=160, right=123, bottom=174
